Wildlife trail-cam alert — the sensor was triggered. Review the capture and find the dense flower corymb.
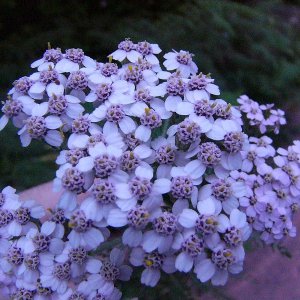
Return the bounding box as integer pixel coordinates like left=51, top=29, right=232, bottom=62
left=0, top=39, right=298, bottom=299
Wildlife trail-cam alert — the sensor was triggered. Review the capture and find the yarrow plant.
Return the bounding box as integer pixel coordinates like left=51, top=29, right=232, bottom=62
left=0, top=39, right=299, bottom=299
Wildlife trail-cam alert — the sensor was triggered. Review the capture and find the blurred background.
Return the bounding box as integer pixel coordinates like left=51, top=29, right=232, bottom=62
left=0, top=1, right=299, bottom=299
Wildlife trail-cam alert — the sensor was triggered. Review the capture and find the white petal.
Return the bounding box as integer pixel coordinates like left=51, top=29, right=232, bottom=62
left=67, top=133, right=89, bottom=149
left=41, top=221, right=56, bottom=235
left=31, top=58, right=44, bottom=68
left=142, top=231, right=160, bottom=252
left=86, top=258, right=102, bottom=273
left=127, top=50, right=142, bottom=63
left=217, top=214, right=230, bottom=232
left=31, top=102, right=48, bottom=116
left=44, top=130, right=63, bottom=147
left=206, top=124, right=226, bottom=140
left=211, top=269, right=228, bottom=286
left=184, top=160, right=206, bottom=178
left=134, top=144, right=152, bottom=159
left=230, top=209, right=246, bottom=229
left=107, top=209, right=128, bottom=227
left=46, top=83, right=64, bottom=96
left=19, top=132, right=32, bottom=147
left=45, top=116, right=63, bottom=129
left=178, top=209, right=198, bottom=228
left=135, top=165, right=153, bottom=179
left=195, top=259, right=215, bottom=282
left=130, top=102, right=148, bottom=117
left=84, top=228, right=104, bottom=249
left=115, top=184, right=132, bottom=199
left=0, top=115, right=9, bottom=131
left=141, top=268, right=160, bottom=287
left=206, top=84, right=220, bottom=95
left=197, top=198, right=215, bottom=215
left=122, top=227, right=143, bottom=247
left=119, top=116, right=136, bottom=134
left=165, top=96, right=182, bottom=112
left=77, top=157, right=94, bottom=172
left=175, top=252, right=193, bottom=272
left=29, top=81, right=46, bottom=94
left=135, top=125, right=151, bottom=142
left=152, top=178, right=171, bottom=194
left=176, top=101, right=194, bottom=115
left=49, top=238, right=64, bottom=254
left=55, top=58, right=79, bottom=73
left=89, top=142, right=106, bottom=157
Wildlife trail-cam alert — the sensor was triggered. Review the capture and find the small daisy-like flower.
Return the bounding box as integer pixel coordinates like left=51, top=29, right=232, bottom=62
left=173, top=232, right=205, bottom=273
left=195, top=242, right=245, bottom=286
left=185, top=73, right=220, bottom=101
left=31, top=47, right=63, bottom=71
left=85, top=79, right=133, bottom=105
left=134, top=107, right=170, bottom=142
left=136, top=41, right=161, bottom=65
left=54, top=48, right=94, bottom=73
left=91, top=101, right=137, bottom=135
left=113, top=165, right=171, bottom=211
left=17, top=113, right=63, bottom=147
left=0, top=98, right=27, bottom=131
left=67, top=208, right=105, bottom=250
left=163, top=50, right=198, bottom=77
left=130, top=247, right=176, bottom=287
left=7, top=199, right=45, bottom=237
left=199, top=176, right=248, bottom=214
left=110, top=39, right=142, bottom=63
left=107, top=197, right=161, bottom=247
left=76, top=142, right=122, bottom=179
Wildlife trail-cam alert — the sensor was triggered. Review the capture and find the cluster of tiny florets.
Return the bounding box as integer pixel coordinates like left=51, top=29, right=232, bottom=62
left=0, top=39, right=298, bottom=299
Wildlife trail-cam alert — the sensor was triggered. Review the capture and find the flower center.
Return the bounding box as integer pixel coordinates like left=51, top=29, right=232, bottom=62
left=33, top=233, right=51, bottom=252
left=153, top=212, right=177, bottom=236
left=127, top=206, right=149, bottom=229
left=69, top=210, right=92, bottom=233
left=100, top=261, right=120, bottom=281
left=94, top=154, right=119, bottom=178
left=62, top=168, right=85, bottom=194
left=65, top=48, right=85, bottom=64
left=140, top=108, right=162, bottom=129
left=67, top=71, right=88, bottom=90
left=53, top=262, right=71, bottom=280
left=26, top=116, right=47, bottom=138
left=72, top=115, right=91, bottom=134
left=143, top=252, right=164, bottom=269
left=120, top=151, right=140, bottom=172
left=182, top=234, right=204, bottom=257
left=212, top=179, right=232, bottom=201
left=176, top=120, right=201, bottom=145
left=49, top=94, right=68, bottom=115
left=198, top=142, right=222, bottom=166
left=68, top=247, right=87, bottom=265
left=129, top=176, right=153, bottom=199
left=212, top=248, right=235, bottom=270
left=106, top=104, right=125, bottom=123
left=92, top=179, right=116, bottom=204
left=155, top=144, right=176, bottom=165
left=171, top=176, right=193, bottom=200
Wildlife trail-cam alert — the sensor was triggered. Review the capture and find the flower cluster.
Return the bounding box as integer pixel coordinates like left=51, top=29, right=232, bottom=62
left=0, top=39, right=299, bottom=298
